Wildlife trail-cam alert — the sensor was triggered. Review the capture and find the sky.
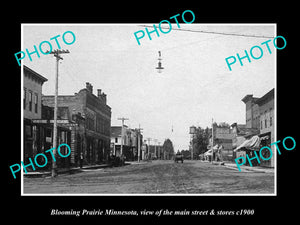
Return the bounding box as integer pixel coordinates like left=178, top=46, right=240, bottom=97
left=22, top=23, right=276, bottom=150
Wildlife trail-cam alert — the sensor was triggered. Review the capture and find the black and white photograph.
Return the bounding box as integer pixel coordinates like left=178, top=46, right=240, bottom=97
left=21, top=23, right=276, bottom=195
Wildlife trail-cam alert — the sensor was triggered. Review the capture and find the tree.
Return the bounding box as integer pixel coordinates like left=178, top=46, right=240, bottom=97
left=162, top=139, right=174, bottom=160
left=192, top=126, right=210, bottom=158
left=217, top=122, right=230, bottom=128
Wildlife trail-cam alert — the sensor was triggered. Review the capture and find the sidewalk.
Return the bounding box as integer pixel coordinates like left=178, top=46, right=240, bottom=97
left=200, top=160, right=274, bottom=173
left=23, top=163, right=111, bottom=177
left=222, top=162, right=274, bottom=173
left=23, top=161, right=148, bottom=177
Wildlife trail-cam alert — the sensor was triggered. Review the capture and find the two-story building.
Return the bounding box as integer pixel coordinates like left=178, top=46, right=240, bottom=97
left=236, top=88, right=275, bottom=167
left=23, top=65, right=48, bottom=164
left=42, top=82, right=111, bottom=166
left=110, top=126, right=143, bottom=161
left=256, top=88, right=275, bottom=167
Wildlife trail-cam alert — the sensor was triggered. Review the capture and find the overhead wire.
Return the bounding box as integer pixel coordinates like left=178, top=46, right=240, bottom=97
left=140, top=25, right=275, bottom=39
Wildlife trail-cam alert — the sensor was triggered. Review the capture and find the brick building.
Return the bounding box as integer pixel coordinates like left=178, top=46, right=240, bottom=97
left=211, top=125, right=235, bottom=161
left=241, top=94, right=260, bottom=129
left=42, top=82, right=111, bottom=166
left=236, top=88, right=275, bottom=167
left=256, top=88, right=275, bottom=167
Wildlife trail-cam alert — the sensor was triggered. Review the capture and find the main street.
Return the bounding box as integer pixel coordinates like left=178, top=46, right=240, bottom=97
left=23, top=160, right=274, bottom=194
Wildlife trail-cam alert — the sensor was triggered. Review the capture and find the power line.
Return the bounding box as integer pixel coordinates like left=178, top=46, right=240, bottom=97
left=140, top=25, right=274, bottom=39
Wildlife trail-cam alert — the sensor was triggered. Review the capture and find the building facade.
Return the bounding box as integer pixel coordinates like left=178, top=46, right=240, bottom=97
left=241, top=94, right=260, bottom=129
left=42, top=82, right=111, bottom=166
left=211, top=125, right=235, bottom=161
left=256, top=88, right=275, bottom=167
left=23, top=65, right=48, bottom=165
left=238, top=88, right=275, bottom=167
left=110, top=126, right=143, bottom=161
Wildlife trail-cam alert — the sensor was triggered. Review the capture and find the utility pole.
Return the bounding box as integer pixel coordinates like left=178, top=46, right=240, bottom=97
left=117, top=117, right=129, bottom=156
left=157, top=141, right=161, bottom=159
left=154, top=139, right=158, bottom=159
left=48, top=49, right=69, bottom=177
left=211, top=118, right=214, bottom=163
left=147, top=137, right=151, bottom=159
left=137, top=124, right=143, bottom=162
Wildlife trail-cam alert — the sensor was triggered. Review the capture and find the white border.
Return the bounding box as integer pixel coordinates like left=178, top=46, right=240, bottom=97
left=20, top=23, right=277, bottom=196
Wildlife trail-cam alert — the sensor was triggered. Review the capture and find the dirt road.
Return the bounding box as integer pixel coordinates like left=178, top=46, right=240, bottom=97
left=23, top=160, right=274, bottom=194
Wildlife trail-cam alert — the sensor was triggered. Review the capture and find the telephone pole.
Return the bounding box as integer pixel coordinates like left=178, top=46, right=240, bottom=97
left=117, top=117, right=129, bottom=156
left=48, top=49, right=70, bottom=177
left=154, top=139, right=158, bottom=159
left=147, top=137, right=151, bottom=160
left=211, top=118, right=214, bottom=163
left=137, top=124, right=143, bottom=162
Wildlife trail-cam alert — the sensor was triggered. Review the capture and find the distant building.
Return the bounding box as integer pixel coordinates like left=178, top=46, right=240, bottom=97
left=110, top=126, right=142, bottom=161
left=111, top=126, right=127, bottom=157
left=212, top=124, right=235, bottom=161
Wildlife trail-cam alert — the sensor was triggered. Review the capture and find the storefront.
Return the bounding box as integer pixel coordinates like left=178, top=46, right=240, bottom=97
left=30, top=119, right=72, bottom=170
left=259, top=132, right=272, bottom=167
left=233, top=134, right=273, bottom=168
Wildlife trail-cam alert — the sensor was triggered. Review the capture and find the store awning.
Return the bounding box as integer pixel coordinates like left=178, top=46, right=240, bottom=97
left=233, top=135, right=261, bottom=152
left=260, top=135, right=270, bottom=140
left=204, top=149, right=213, bottom=156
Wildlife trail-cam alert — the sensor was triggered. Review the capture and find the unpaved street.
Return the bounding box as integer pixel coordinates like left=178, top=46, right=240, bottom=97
left=23, top=160, right=274, bottom=194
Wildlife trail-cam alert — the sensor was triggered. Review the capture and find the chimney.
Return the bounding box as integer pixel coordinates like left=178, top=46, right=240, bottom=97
left=97, top=89, right=102, bottom=98
left=90, top=83, right=93, bottom=94
left=102, top=93, right=107, bottom=104
left=85, top=82, right=93, bottom=94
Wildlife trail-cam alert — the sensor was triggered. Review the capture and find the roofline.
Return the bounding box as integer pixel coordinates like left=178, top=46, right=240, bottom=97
left=24, top=65, right=48, bottom=82
left=241, top=94, right=253, bottom=103
left=255, top=88, right=275, bottom=105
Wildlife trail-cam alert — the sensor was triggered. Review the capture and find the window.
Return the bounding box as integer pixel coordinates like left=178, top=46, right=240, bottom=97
left=23, top=88, right=26, bottom=109
left=261, top=120, right=263, bottom=129
left=86, top=117, right=95, bottom=131
left=270, top=116, right=272, bottom=127
left=115, top=137, right=118, bottom=143
left=28, top=91, right=32, bottom=111
left=25, top=125, right=32, bottom=138
left=34, top=93, right=38, bottom=113
left=265, top=118, right=267, bottom=128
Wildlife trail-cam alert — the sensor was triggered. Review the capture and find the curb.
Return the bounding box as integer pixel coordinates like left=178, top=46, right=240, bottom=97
left=223, top=163, right=274, bottom=173
left=24, top=164, right=112, bottom=177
